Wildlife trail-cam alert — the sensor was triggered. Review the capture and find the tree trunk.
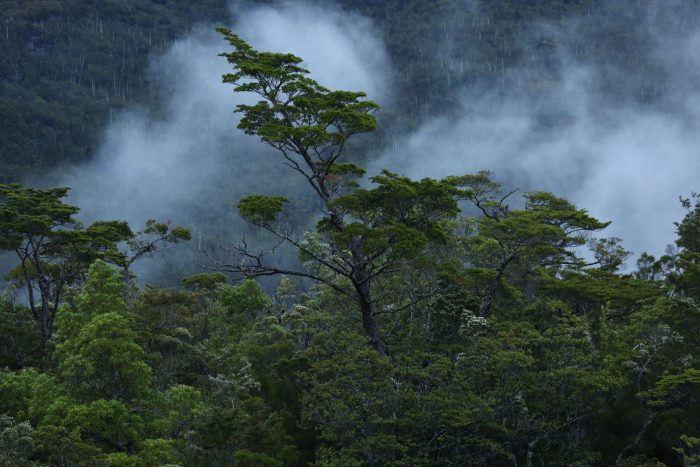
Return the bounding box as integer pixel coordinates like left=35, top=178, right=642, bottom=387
left=479, top=255, right=515, bottom=317
left=37, top=279, right=53, bottom=341
left=354, top=279, right=385, bottom=356
left=526, top=439, right=537, bottom=467
left=479, top=274, right=500, bottom=318
left=616, top=412, right=658, bottom=464
left=38, top=299, right=52, bottom=341
left=510, top=450, right=518, bottom=467
left=360, top=299, right=384, bottom=356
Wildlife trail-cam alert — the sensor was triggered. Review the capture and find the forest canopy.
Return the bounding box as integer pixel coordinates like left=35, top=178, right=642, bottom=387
left=1, top=2, right=700, bottom=466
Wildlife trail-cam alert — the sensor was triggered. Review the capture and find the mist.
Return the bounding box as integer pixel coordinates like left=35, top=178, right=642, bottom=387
left=57, top=1, right=391, bottom=284
left=52, top=0, right=700, bottom=282
left=372, top=1, right=700, bottom=263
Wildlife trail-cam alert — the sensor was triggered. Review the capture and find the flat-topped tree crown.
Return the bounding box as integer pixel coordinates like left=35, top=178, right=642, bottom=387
left=0, top=185, right=78, bottom=250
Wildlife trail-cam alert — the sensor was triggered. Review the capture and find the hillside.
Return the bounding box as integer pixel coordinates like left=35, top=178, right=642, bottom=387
left=2, top=0, right=693, bottom=180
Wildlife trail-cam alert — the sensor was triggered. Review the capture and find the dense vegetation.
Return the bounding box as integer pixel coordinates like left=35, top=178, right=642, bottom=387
left=2, top=22, right=700, bottom=466
left=0, top=0, right=229, bottom=180
left=3, top=1, right=700, bottom=466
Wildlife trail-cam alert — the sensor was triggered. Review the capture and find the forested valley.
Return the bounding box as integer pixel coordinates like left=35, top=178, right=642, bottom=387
left=2, top=1, right=700, bottom=466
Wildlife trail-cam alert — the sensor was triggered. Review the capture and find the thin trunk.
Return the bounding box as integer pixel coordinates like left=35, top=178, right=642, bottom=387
left=123, top=264, right=131, bottom=285
left=616, top=413, right=657, bottom=464
left=616, top=355, right=658, bottom=463
left=34, top=274, right=53, bottom=341
left=360, top=300, right=384, bottom=355
left=526, top=439, right=537, bottom=467
left=355, top=280, right=385, bottom=355
left=20, top=258, right=37, bottom=323
left=479, top=254, right=515, bottom=317
left=39, top=294, right=51, bottom=341
left=479, top=273, right=500, bottom=317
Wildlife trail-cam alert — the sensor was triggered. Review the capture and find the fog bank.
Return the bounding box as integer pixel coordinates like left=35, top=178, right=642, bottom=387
left=372, top=3, right=700, bottom=261
left=58, top=1, right=391, bottom=283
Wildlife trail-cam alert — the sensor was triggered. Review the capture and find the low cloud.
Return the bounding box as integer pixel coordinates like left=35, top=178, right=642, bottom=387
left=57, top=1, right=391, bottom=283
left=371, top=3, right=700, bottom=262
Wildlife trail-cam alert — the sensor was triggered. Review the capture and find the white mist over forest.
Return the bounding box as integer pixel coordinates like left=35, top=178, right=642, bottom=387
left=59, top=1, right=391, bottom=281
left=6, top=3, right=700, bottom=464
left=62, top=1, right=389, bottom=221
left=62, top=0, right=700, bottom=279
left=374, top=3, right=700, bottom=262
left=375, top=68, right=700, bottom=262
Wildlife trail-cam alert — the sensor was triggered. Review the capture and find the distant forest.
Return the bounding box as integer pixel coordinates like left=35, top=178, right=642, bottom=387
left=1, top=0, right=694, bottom=179
left=1, top=1, right=700, bottom=466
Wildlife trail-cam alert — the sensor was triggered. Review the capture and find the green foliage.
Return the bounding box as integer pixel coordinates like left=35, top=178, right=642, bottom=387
left=217, top=33, right=481, bottom=354
left=75, top=260, right=128, bottom=318
left=327, top=171, right=462, bottom=251
left=1, top=184, right=698, bottom=465
left=0, top=184, right=76, bottom=249
left=677, top=434, right=700, bottom=465
left=0, top=414, right=37, bottom=467
left=0, top=184, right=133, bottom=340
left=55, top=261, right=151, bottom=402
left=301, top=333, right=406, bottom=464
left=120, top=219, right=191, bottom=282
left=220, top=279, right=271, bottom=315
left=65, top=399, right=143, bottom=449
left=56, top=311, right=152, bottom=401
left=132, top=287, right=203, bottom=389
left=0, top=185, right=191, bottom=342
left=2, top=8, right=700, bottom=464
left=443, top=172, right=612, bottom=318
left=669, top=194, right=700, bottom=298
left=0, top=301, right=43, bottom=369
left=33, top=423, right=102, bottom=466
left=219, top=28, right=378, bottom=152
left=151, top=384, right=204, bottom=442
left=238, top=195, right=289, bottom=224
left=0, top=0, right=231, bottom=180
left=103, top=438, right=179, bottom=466
left=181, top=272, right=227, bottom=291
left=0, top=369, right=51, bottom=423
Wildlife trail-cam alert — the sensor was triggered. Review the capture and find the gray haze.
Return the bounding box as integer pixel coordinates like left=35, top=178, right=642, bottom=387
left=58, top=1, right=700, bottom=281
left=372, top=3, right=700, bottom=262
left=58, top=1, right=391, bottom=283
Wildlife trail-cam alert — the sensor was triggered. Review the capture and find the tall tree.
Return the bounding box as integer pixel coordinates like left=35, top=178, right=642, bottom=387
left=55, top=260, right=152, bottom=403
left=0, top=184, right=131, bottom=341
left=0, top=185, right=190, bottom=340
left=447, top=172, right=610, bottom=317
left=210, top=31, right=469, bottom=355
left=117, top=219, right=191, bottom=286
left=668, top=193, right=700, bottom=299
